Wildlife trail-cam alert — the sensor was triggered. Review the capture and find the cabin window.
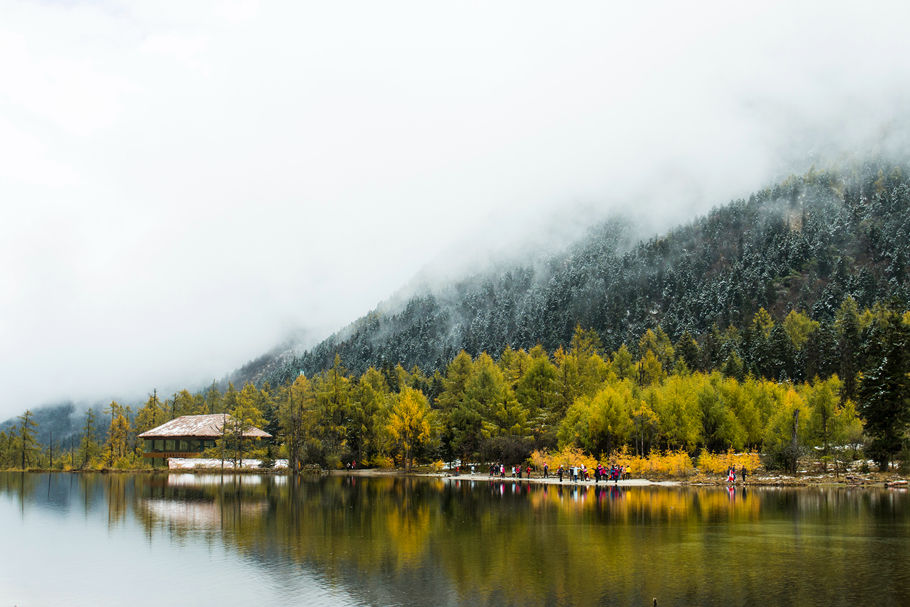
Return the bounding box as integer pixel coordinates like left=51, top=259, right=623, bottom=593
left=144, top=439, right=153, bottom=451
left=204, top=440, right=215, bottom=448
left=165, top=440, right=176, bottom=451
left=154, top=440, right=164, bottom=451
left=179, top=440, right=189, bottom=451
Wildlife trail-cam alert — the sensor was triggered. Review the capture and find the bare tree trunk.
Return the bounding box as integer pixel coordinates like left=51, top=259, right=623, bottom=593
left=220, top=414, right=226, bottom=473
left=789, top=409, right=800, bottom=474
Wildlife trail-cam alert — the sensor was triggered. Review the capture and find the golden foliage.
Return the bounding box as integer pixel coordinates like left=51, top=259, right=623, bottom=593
left=531, top=446, right=694, bottom=477
left=530, top=446, right=598, bottom=470
left=370, top=454, right=395, bottom=469
left=696, top=449, right=762, bottom=474
left=612, top=447, right=694, bottom=477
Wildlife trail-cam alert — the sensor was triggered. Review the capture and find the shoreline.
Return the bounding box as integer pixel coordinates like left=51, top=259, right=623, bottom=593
left=335, top=468, right=678, bottom=487
left=334, top=468, right=908, bottom=489
left=4, top=467, right=906, bottom=489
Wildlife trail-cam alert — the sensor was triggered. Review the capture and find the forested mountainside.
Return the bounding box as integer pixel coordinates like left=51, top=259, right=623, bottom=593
left=4, top=161, right=910, bottom=473
left=0, top=403, right=80, bottom=448
left=244, top=161, right=909, bottom=388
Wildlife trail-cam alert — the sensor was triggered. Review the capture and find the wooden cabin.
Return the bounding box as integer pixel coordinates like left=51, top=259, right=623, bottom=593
left=138, top=414, right=271, bottom=459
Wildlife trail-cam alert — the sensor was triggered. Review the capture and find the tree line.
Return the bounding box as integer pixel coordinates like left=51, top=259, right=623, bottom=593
left=2, top=298, right=907, bottom=474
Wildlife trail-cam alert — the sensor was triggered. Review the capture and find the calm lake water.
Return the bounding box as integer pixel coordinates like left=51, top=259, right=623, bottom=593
left=1, top=472, right=909, bottom=607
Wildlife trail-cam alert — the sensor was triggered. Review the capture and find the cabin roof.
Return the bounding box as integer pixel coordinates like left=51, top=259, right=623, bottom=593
left=137, top=414, right=271, bottom=439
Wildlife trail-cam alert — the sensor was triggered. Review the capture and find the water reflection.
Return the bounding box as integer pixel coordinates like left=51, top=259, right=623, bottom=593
left=2, top=472, right=909, bottom=607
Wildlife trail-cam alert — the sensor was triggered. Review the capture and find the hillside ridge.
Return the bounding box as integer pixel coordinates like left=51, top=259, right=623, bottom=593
left=231, top=161, right=908, bottom=388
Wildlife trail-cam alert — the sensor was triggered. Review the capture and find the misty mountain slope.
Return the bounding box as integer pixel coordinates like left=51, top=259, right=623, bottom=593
left=243, top=162, right=909, bottom=387
left=0, top=403, right=80, bottom=448
left=226, top=338, right=309, bottom=388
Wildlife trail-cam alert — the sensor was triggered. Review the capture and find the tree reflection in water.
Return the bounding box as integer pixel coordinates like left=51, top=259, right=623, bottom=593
left=2, top=472, right=909, bottom=607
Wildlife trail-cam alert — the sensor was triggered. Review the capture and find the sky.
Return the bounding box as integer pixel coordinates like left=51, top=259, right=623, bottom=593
left=2, top=0, right=909, bottom=418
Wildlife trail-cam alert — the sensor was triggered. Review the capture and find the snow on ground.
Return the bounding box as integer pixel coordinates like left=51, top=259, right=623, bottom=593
left=167, top=458, right=288, bottom=470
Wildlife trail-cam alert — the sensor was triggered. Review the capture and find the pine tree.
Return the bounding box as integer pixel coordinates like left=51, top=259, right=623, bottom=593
left=836, top=297, right=862, bottom=402
left=857, top=307, right=910, bottom=471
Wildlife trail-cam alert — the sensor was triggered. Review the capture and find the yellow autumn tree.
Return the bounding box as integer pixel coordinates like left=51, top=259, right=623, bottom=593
left=103, top=401, right=132, bottom=467
left=752, top=307, right=775, bottom=339
left=387, top=387, right=433, bottom=471
left=637, top=349, right=664, bottom=386
left=782, top=310, right=819, bottom=350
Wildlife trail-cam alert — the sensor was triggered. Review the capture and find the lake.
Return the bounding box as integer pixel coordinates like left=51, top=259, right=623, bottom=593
left=1, top=472, right=909, bottom=606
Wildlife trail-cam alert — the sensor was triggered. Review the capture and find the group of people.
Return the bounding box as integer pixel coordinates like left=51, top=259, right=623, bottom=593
left=555, top=463, right=625, bottom=484
left=488, top=463, right=535, bottom=479
left=483, top=462, right=627, bottom=484
left=726, top=466, right=748, bottom=484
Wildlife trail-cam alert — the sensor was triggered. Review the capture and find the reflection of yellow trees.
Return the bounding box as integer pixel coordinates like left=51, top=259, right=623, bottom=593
left=10, top=473, right=906, bottom=607
left=524, top=484, right=761, bottom=522
left=429, top=484, right=768, bottom=605
left=104, top=474, right=130, bottom=527
left=384, top=502, right=431, bottom=568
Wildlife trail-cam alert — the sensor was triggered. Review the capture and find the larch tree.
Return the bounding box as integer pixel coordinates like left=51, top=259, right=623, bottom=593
left=611, top=344, right=635, bottom=381
left=806, top=376, right=842, bottom=463
left=349, top=367, right=389, bottom=465
left=387, top=387, right=433, bottom=471
left=79, top=408, right=100, bottom=469
left=229, top=383, right=266, bottom=467
left=466, top=353, right=524, bottom=436
left=675, top=331, right=701, bottom=372
left=436, top=351, right=474, bottom=414
left=631, top=396, right=660, bottom=456
left=314, top=355, right=352, bottom=462
left=104, top=401, right=132, bottom=466
left=279, top=375, right=318, bottom=473
left=783, top=310, right=819, bottom=351
left=637, top=350, right=664, bottom=386
left=135, top=390, right=166, bottom=435
left=515, top=354, right=560, bottom=434
left=17, top=410, right=39, bottom=469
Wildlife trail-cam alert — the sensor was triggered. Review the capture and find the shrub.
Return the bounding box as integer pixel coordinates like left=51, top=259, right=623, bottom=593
left=259, top=445, right=276, bottom=469
left=698, top=449, right=761, bottom=475
left=613, top=447, right=694, bottom=477
left=530, top=446, right=598, bottom=471
left=370, top=454, right=394, bottom=469
left=325, top=454, right=343, bottom=470
left=531, top=446, right=694, bottom=477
